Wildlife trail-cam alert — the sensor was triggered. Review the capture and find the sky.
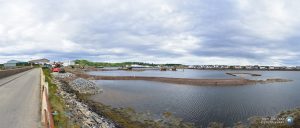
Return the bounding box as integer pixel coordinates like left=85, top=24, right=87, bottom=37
left=0, top=0, right=300, bottom=66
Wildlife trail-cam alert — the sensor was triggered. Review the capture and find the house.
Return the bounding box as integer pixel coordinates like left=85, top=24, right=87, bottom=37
left=29, top=58, right=50, bottom=65
left=286, top=67, right=295, bottom=70
left=63, top=60, right=75, bottom=67
left=259, top=66, right=268, bottom=70
left=279, top=66, right=287, bottom=70
left=188, top=65, right=195, bottom=69
left=4, top=60, right=19, bottom=68
left=274, top=66, right=281, bottom=70
left=234, top=65, right=242, bottom=69
left=222, top=65, right=229, bottom=69
left=269, top=66, right=275, bottom=70
left=245, top=65, right=253, bottom=70
left=253, top=65, right=260, bottom=70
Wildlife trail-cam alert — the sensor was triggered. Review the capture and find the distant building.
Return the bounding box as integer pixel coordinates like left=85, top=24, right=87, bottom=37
left=29, top=58, right=50, bottom=65
left=223, top=65, right=229, bottom=69
left=259, top=66, right=268, bottom=70
left=274, top=66, right=281, bottom=70
left=245, top=65, right=253, bottom=70
left=286, top=67, right=295, bottom=70
left=4, top=60, right=19, bottom=68
left=126, top=64, right=149, bottom=68
left=253, top=65, right=260, bottom=70
left=63, top=60, right=75, bottom=67
left=188, top=65, right=196, bottom=69
left=269, top=66, right=275, bottom=70
left=234, top=65, right=242, bottom=69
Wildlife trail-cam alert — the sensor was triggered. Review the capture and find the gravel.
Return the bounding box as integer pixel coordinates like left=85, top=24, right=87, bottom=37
left=52, top=72, right=102, bottom=94
left=52, top=72, right=75, bottom=79
left=70, top=78, right=102, bottom=94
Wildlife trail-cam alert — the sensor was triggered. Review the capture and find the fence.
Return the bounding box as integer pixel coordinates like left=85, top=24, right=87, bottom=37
left=40, top=68, right=55, bottom=128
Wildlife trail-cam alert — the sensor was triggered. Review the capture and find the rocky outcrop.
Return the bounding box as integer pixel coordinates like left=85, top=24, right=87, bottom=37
left=53, top=79, right=115, bottom=128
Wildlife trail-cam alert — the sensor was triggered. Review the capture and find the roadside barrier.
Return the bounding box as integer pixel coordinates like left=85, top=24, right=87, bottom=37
left=0, top=67, right=32, bottom=79
left=40, top=68, right=55, bottom=128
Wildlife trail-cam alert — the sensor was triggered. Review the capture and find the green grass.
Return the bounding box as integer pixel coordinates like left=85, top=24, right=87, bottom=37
left=43, top=68, right=79, bottom=128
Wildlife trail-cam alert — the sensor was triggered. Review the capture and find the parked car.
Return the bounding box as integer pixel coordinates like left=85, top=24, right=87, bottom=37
left=52, top=68, right=60, bottom=72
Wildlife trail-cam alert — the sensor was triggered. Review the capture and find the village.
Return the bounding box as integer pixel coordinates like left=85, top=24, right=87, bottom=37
left=1, top=58, right=300, bottom=71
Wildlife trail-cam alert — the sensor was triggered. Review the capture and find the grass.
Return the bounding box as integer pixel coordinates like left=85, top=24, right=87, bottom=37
left=43, top=68, right=80, bottom=128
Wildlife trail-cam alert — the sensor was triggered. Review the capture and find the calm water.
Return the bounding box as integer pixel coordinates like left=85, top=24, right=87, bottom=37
left=89, top=70, right=300, bottom=127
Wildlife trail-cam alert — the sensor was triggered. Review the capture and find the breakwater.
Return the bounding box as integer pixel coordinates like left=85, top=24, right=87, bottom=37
left=67, top=70, right=292, bottom=86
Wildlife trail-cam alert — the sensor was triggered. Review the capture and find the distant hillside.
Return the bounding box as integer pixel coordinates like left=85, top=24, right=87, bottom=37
left=74, top=60, right=182, bottom=67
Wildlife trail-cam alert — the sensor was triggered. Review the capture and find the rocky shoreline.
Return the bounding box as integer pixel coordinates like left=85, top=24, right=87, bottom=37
left=52, top=73, right=116, bottom=128
left=51, top=72, right=197, bottom=128
left=51, top=70, right=297, bottom=128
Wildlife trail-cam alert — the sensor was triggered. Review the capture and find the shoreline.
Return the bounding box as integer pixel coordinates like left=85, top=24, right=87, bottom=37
left=82, top=67, right=300, bottom=72
left=51, top=73, right=115, bottom=127
left=53, top=72, right=197, bottom=128
left=53, top=70, right=299, bottom=127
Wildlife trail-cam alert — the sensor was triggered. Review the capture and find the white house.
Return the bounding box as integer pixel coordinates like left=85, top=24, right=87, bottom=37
left=4, top=60, right=19, bottom=68
left=29, top=58, right=50, bottom=65
left=63, top=60, right=75, bottom=67
left=269, top=66, right=275, bottom=70
left=259, top=66, right=268, bottom=70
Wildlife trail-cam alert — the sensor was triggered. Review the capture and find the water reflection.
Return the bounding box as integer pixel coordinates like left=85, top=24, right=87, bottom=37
left=90, top=70, right=300, bottom=127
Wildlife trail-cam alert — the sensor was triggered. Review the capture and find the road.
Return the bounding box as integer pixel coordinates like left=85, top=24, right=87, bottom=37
left=0, top=68, right=40, bottom=128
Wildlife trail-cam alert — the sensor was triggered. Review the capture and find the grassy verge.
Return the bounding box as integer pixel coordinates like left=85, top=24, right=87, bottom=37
left=43, top=68, right=79, bottom=128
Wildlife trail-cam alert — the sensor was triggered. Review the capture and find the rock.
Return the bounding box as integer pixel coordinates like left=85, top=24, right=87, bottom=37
left=52, top=72, right=75, bottom=79
left=70, top=78, right=102, bottom=94
left=53, top=79, right=115, bottom=128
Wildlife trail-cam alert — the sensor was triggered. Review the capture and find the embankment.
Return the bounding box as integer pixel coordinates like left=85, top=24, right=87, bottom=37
left=0, top=67, right=32, bottom=79
left=90, top=75, right=255, bottom=86
left=65, top=69, right=291, bottom=86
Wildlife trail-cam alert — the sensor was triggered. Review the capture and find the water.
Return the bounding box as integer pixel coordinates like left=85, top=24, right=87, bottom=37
left=89, top=70, right=300, bottom=127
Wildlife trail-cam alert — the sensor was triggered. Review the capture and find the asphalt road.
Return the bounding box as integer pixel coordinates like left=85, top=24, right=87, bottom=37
left=0, top=68, right=40, bottom=128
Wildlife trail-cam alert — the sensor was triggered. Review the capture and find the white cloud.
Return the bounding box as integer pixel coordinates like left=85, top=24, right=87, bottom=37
left=0, top=0, right=300, bottom=65
left=160, top=34, right=201, bottom=54
left=233, top=0, right=300, bottom=40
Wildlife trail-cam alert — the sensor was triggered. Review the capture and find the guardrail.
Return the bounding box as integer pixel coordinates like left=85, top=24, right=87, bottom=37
left=40, top=68, right=55, bottom=128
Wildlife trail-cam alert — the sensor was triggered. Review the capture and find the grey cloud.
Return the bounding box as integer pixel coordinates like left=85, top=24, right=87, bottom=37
left=0, top=0, right=300, bottom=65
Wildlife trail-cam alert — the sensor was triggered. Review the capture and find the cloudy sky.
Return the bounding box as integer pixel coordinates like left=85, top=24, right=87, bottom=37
left=0, top=0, right=300, bottom=65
